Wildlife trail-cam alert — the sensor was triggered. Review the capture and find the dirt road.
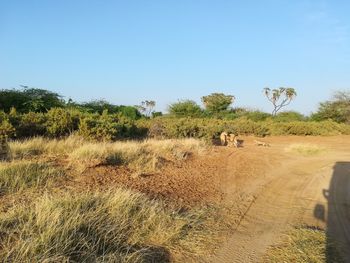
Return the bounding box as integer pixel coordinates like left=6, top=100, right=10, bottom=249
left=211, top=136, right=350, bottom=263
left=79, top=136, right=350, bottom=262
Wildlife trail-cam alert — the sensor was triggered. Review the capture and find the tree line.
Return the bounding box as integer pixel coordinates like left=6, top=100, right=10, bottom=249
left=0, top=86, right=349, bottom=124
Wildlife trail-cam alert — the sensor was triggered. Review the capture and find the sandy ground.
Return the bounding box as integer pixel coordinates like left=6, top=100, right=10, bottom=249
left=75, top=136, right=350, bottom=262
left=211, top=136, right=350, bottom=263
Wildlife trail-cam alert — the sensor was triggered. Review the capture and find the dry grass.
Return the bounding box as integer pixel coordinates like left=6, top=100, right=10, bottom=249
left=263, top=226, right=344, bottom=263
left=286, top=143, right=327, bottom=156
left=9, top=136, right=207, bottom=174
left=0, top=136, right=230, bottom=262
left=8, top=136, right=85, bottom=159
left=0, top=188, right=223, bottom=262
left=0, top=161, right=64, bottom=194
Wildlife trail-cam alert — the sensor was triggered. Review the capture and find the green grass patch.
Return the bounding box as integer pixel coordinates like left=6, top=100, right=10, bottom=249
left=264, top=226, right=344, bottom=263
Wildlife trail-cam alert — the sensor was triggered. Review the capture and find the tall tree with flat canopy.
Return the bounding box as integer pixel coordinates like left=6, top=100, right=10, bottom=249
left=263, top=87, right=297, bottom=116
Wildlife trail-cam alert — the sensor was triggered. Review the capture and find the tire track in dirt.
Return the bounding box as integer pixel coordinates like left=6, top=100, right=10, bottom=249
left=210, top=138, right=350, bottom=263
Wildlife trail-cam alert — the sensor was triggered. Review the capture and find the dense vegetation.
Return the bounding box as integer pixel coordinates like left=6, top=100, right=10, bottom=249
left=1, top=87, right=350, bottom=142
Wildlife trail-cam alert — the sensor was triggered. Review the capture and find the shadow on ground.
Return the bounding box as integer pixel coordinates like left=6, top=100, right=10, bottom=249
left=314, top=162, right=350, bottom=263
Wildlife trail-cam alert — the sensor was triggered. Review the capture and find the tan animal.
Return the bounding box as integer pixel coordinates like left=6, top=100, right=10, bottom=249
left=220, top=132, right=228, bottom=146
left=228, top=133, right=240, bottom=148
left=254, top=140, right=270, bottom=147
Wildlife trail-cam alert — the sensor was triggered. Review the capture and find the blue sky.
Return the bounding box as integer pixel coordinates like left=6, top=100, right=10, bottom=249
left=1, top=0, right=349, bottom=114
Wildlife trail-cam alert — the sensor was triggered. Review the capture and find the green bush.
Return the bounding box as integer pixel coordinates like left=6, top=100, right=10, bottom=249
left=15, top=112, right=47, bottom=138
left=78, top=111, right=144, bottom=141
left=243, top=111, right=271, bottom=121
left=269, top=120, right=350, bottom=136
left=1, top=104, right=349, bottom=141
left=273, top=111, right=306, bottom=122
left=142, top=117, right=350, bottom=139
left=168, top=100, right=203, bottom=117
left=45, top=108, right=76, bottom=137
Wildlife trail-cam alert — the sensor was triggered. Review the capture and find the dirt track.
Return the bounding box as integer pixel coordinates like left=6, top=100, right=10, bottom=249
left=76, top=136, right=350, bottom=262
left=211, top=136, right=350, bottom=263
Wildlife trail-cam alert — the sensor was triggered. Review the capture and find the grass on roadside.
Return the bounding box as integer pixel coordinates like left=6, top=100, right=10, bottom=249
left=263, top=226, right=344, bottom=263
left=0, top=188, right=224, bottom=262
left=9, top=136, right=207, bottom=173
left=286, top=143, right=327, bottom=156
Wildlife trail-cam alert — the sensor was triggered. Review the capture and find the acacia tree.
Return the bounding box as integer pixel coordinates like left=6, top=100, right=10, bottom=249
left=263, top=87, right=297, bottom=116
left=138, top=100, right=156, bottom=117
left=201, top=93, right=235, bottom=113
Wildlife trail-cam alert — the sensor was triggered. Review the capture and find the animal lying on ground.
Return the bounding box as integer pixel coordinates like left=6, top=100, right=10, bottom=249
left=254, top=140, right=270, bottom=147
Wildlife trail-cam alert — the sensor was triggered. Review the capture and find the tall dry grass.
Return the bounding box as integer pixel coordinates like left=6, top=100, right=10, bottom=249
left=0, top=161, right=64, bottom=194
left=8, top=136, right=207, bottom=173
left=0, top=188, right=220, bottom=262
left=263, top=226, right=344, bottom=263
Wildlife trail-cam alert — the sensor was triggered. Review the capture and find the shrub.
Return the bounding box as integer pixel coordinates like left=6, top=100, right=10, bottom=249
left=0, top=119, right=15, bottom=138
left=118, top=105, right=142, bottom=120
left=78, top=114, right=118, bottom=141
left=243, top=110, right=271, bottom=121
left=269, top=121, right=350, bottom=136
left=147, top=120, right=166, bottom=138
left=274, top=111, right=306, bottom=122
left=0, top=135, right=9, bottom=160
left=168, top=100, right=203, bottom=117
left=15, top=112, right=47, bottom=138
left=45, top=108, right=76, bottom=137
left=78, top=112, right=143, bottom=141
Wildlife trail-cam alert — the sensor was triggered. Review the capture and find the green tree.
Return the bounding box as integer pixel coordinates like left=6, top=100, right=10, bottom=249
left=0, top=87, right=64, bottom=113
left=201, top=93, right=235, bottom=113
left=168, top=100, right=202, bottom=117
left=311, top=91, right=350, bottom=123
left=77, top=100, right=141, bottom=119
left=263, top=87, right=297, bottom=116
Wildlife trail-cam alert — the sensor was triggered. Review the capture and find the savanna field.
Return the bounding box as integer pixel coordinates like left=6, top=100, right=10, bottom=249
left=0, top=88, right=350, bottom=262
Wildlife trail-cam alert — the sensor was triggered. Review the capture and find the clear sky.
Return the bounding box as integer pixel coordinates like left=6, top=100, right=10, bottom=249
left=1, top=0, right=349, bottom=114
